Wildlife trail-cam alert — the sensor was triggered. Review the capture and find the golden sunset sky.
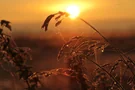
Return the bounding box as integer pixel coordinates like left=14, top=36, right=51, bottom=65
left=0, top=0, right=135, bottom=36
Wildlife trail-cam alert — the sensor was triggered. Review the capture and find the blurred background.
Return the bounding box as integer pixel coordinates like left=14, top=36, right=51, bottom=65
left=0, top=0, right=135, bottom=90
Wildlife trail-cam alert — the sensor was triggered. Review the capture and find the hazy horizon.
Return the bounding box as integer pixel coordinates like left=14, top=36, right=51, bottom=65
left=1, top=0, right=135, bottom=36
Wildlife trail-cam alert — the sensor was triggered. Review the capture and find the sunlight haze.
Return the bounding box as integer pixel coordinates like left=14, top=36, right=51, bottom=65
left=0, top=0, right=135, bottom=36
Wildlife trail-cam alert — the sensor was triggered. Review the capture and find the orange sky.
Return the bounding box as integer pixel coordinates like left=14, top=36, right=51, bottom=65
left=1, top=0, right=135, bottom=22
left=0, top=0, right=135, bottom=37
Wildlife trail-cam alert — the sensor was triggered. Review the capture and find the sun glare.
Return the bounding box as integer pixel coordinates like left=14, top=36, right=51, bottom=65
left=66, top=5, right=80, bottom=19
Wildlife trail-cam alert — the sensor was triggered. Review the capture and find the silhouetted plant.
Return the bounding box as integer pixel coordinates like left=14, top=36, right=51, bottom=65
left=41, top=11, right=69, bottom=31
left=0, top=20, right=77, bottom=90
left=0, top=20, right=91, bottom=90
left=41, top=11, right=135, bottom=90
left=0, top=9, right=135, bottom=90
left=1, top=20, right=12, bottom=31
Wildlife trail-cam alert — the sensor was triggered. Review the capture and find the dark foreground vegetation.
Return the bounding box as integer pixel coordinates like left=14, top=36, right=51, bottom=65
left=0, top=16, right=135, bottom=90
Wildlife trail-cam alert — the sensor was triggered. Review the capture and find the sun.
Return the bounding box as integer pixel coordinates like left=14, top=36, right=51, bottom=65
left=66, top=5, right=80, bottom=19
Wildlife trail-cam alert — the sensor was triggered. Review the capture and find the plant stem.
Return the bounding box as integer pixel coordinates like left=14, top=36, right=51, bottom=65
left=79, top=17, right=135, bottom=76
left=86, top=57, right=125, bottom=90
left=79, top=18, right=109, bottom=43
